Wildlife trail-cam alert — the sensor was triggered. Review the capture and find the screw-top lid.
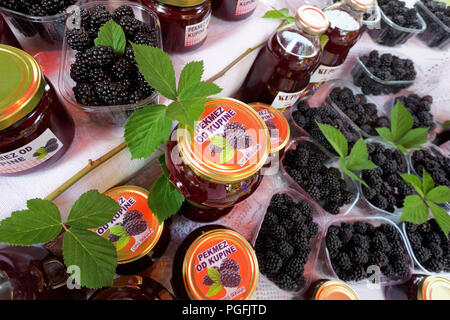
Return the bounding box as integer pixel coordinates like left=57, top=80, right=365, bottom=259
left=0, top=45, right=45, bottom=131
left=154, top=0, right=207, bottom=7
left=312, top=280, right=360, bottom=300
left=344, top=0, right=374, bottom=12
left=417, top=276, right=450, bottom=300
left=295, top=6, right=329, bottom=36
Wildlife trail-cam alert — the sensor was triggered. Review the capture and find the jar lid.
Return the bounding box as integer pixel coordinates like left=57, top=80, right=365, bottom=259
left=417, top=276, right=450, bottom=300
left=93, top=186, right=164, bottom=265
left=154, top=0, right=207, bottom=8
left=295, top=6, right=329, bottom=36
left=0, top=45, right=45, bottom=131
left=344, top=0, right=374, bottom=12
left=312, top=280, right=360, bottom=300
left=177, top=98, right=270, bottom=184
left=182, top=228, right=259, bottom=300
left=250, top=103, right=290, bottom=153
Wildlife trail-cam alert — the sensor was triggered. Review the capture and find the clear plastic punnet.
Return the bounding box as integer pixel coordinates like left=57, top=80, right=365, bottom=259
left=415, top=0, right=450, bottom=49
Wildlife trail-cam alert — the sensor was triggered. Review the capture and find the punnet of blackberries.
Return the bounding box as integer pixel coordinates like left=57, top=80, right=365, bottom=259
left=282, top=140, right=354, bottom=215
left=255, top=193, right=319, bottom=292
left=326, top=221, right=411, bottom=282
left=203, top=258, right=242, bottom=288
left=66, top=5, right=158, bottom=107
left=0, top=0, right=76, bottom=16
left=415, top=0, right=450, bottom=48
left=361, top=142, right=413, bottom=213
left=411, top=149, right=450, bottom=187
left=405, top=220, right=450, bottom=273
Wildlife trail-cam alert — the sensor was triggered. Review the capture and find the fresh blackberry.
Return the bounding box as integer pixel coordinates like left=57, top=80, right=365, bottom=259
left=133, top=31, right=159, bottom=47
left=111, top=58, right=133, bottom=81
left=119, top=15, right=142, bottom=38
left=0, top=0, right=19, bottom=11
left=88, top=68, right=111, bottom=84
left=338, top=223, right=354, bottom=244
left=70, top=61, right=90, bottom=83
left=112, top=5, right=134, bottom=22
left=41, top=0, right=65, bottom=15
left=415, top=246, right=432, bottom=264
left=276, top=240, right=294, bottom=260
left=66, top=29, right=91, bottom=51
left=220, top=270, right=241, bottom=288
left=124, top=44, right=137, bottom=66
left=220, top=258, right=239, bottom=273
left=135, top=71, right=155, bottom=97
left=369, top=251, right=389, bottom=268
left=73, top=83, right=100, bottom=106
left=95, top=80, right=129, bottom=105
left=326, top=233, right=342, bottom=254
left=372, top=232, right=392, bottom=254
left=259, top=251, right=283, bottom=275
left=281, top=255, right=305, bottom=279
left=350, top=247, right=369, bottom=264
left=392, top=261, right=410, bottom=278
left=353, top=221, right=368, bottom=235
left=89, top=5, right=111, bottom=34
left=84, top=45, right=115, bottom=69
left=351, top=234, right=370, bottom=251
left=273, top=273, right=300, bottom=291
left=29, top=4, right=47, bottom=16
left=336, top=252, right=352, bottom=271
left=124, top=218, right=148, bottom=237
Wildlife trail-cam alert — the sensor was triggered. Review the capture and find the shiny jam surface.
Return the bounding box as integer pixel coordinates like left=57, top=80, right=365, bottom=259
left=0, top=16, right=20, bottom=48
left=144, top=0, right=211, bottom=53
left=0, top=80, right=75, bottom=176
left=212, top=0, right=258, bottom=21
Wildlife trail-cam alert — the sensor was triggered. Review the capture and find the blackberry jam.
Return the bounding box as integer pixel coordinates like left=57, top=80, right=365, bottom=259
left=212, top=0, right=258, bottom=21
left=171, top=225, right=258, bottom=300
left=144, top=0, right=211, bottom=53
left=239, top=6, right=328, bottom=111
left=0, top=45, right=75, bottom=176
left=165, top=98, right=270, bottom=222
left=384, top=275, right=450, bottom=300
left=0, top=15, right=20, bottom=48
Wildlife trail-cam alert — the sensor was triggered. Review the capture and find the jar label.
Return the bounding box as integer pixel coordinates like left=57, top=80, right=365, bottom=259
left=271, top=89, right=305, bottom=110
left=309, top=65, right=342, bottom=83
left=235, top=0, right=258, bottom=15
left=253, top=104, right=290, bottom=153
left=185, top=13, right=211, bottom=48
left=0, top=129, right=63, bottom=174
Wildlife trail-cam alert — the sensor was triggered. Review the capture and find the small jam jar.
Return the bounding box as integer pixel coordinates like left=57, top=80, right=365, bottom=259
left=171, top=225, right=258, bottom=300
left=144, top=0, right=211, bottom=53
left=90, top=275, right=174, bottom=300
left=166, top=97, right=270, bottom=222
left=384, top=275, right=450, bottom=300
left=0, top=15, right=20, bottom=48
left=212, top=0, right=258, bottom=21
left=93, top=186, right=171, bottom=276
left=0, top=45, right=75, bottom=176
left=304, top=280, right=360, bottom=300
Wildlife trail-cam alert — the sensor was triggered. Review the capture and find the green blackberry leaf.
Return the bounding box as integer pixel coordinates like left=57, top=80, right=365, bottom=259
left=400, top=173, right=424, bottom=197
left=206, top=281, right=223, bottom=297
left=63, top=228, right=117, bottom=289
left=422, top=169, right=435, bottom=195
left=208, top=268, right=221, bottom=282
left=375, top=127, right=394, bottom=144
left=391, top=100, right=413, bottom=141
left=66, top=190, right=120, bottom=229
left=94, top=20, right=126, bottom=56
left=109, top=225, right=126, bottom=237
left=317, top=122, right=348, bottom=158
left=148, top=173, right=185, bottom=223
left=346, top=139, right=378, bottom=171
left=340, top=158, right=368, bottom=188
left=177, top=61, right=204, bottom=95
left=399, top=195, right=429, bottom=225
left=124, top=105, right=172, bottom=159
left=396, top=127, right=429, bottom=150
left=158, top=154, right=169, bottom=177
left=262, top=8, right=294, bottom=23
left=166, top=98, right=207, bottom=129
left=178, top=81, right=222, bottom=100
left=426, top=186, right=450, bottom=204
left=0, top=199, right=62, bottom=245
left=428, top=202, right=450, bottom=238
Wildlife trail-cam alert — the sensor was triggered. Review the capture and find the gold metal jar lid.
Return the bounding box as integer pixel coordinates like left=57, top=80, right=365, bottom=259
left=0, top=45, right=45, bottom=131
left=417, top=276, right=450, bottom=300
left=154, top=0, right=208, bottom=8
left=295, top=5, right=330, bottom=36
left=344, top=0, right=375, bottom=12
left=312, top=280, right=360, bottom=300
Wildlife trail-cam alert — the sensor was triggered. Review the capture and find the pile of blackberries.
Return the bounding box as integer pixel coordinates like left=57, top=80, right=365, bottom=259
left=67, top=5, right=158, bottom=107
left=326, top=221, right=411, bottom=282
left=291, top=100, right=360, bottom=154
left=362, top=142, right=413, bottom=212
left=283, top=141, right=354, bottom=215
left=421, top=0, right=450, bottom=26
left=353, top=50, right=417, bottom=95
left=328, top=87, right=390, bottom=136
left=203, top=258, right=242, bottom=288
left=412, top=149, right=450, bottom=187
left=0, top=0, right=75, bottom=16
left=416, top=0, right=450, bottom=47
left=395, top=94, right=436, bottom=131
left=405, top=220, right=450, bottom=273
left=255, top=194, right=319, bottom=291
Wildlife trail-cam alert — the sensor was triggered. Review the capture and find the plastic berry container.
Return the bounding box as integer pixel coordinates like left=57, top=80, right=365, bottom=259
left=280, top=137, right=360, bottom=217
left=367, top=4, right=427, bottom=46
left=414, top=1, right=450, bottom=49
left=58, top=1, right=162, bottom=127
left=317, top=215, right=414, bottom=287
left=361, top=3, right=381, bottom=34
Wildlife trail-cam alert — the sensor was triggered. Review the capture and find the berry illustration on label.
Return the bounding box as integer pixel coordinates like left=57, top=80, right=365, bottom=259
left=209, top=122, right=253, bottom=164
left=108, top=209, right=148, bottom=250
left=33, top=138, right=59, bottom=160
left=204, top=258, right=242, bottom=297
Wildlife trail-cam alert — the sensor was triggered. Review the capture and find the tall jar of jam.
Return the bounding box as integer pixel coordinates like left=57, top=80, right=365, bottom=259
left=239, top=6, right=329, bottom=111
left=304, top=280, right=360, bottom=300
left=144, top=0, right=211, bottom=53
left=0, top=245, right=87, bottom=300
left=0, top=45, right=75, bottom=176
left=171, top=225, right=258, bottom=300
left=166, top=97, right=270, bottom=222
left=212, top=0, right=258, bottom=21
left=0, top=15, right=20, bottom=48
left=90, top=275, right=174, bottom=300
left=93, top=186, right=171, bottom=276
left=384, top=275, right=450, bottom=300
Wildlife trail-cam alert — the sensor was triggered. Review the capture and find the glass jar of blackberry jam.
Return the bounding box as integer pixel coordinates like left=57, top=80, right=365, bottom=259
left=0, top=45, right=74, bottom=176
left=144, top=0, right=211, bottom=53
left=212, top=0, right=258, bottom=21
left=304, top=280, right=360, bottom=300
left=166, top=98, right=270, bottom=222
left=171, top=225, right=258, bottom=300
left=384, top=275, right=450, bottom=300
left=93, top=186, right=171, bottom=276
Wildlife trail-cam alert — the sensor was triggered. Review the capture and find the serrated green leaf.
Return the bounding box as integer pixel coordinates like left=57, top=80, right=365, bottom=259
left=94, top=20, right=126, bottom=56
left=262, top=8, right=290, bottom=19
left=376, top=127, right=394, bottom=143
left=396, top=127, right=429, bottom=149
left=341, top=162, right=368, bottom=188
left=208, top=268, right=221, bottom=282
left=177, top=61, right=204, bottom=96
left=131, top=43, right=177, bottom=100
left=66, top=190, right=121, bottom=229
left=0, top=199, right=62, bottom=245
left=166, top=98, right=207, bottom=129
left=116, top=235, right=131, bottom=250
left=109, top=225, right=126, bottom=237
left=426, top=185, right=450, bottom=204
left=63, top=228, right=117, bottom=289
left=346, top=139, right=378, bottom=171
left=317, top=122, right=348, bottom=158
left=148, top=174, right=185, bottom=223
left=396, top=144, right=409, bottom=154
left=158, top=154, right=168, bottom=177
left=285, top=16, right=295, bottom=24
left=210, top=136, right=228, bottom=149
left=428, top=202, right=450, bottom=237
left=220, top=147, right=236, bottom=164
left=206, top=281, right=223, bottom=297
left=399, top=195, right=429, bottom=225
left=391, top=100, right=413, bottom=141
left=179, top=81, right=222, bottom=100
left=422, top=169, right=435, bottom=195
left=124, top=104, right=172, bottom=159
left=400, top=173, right=424, bottom=197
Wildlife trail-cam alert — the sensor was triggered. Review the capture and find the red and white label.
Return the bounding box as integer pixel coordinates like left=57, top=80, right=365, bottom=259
left=0, top=129, right=63, bottom=174
left=271, top=89, right=305, bottom=110
left=235, top=0, right=258, bottom=15
left=185, top=13, right=211, bottom=47
left=310, top=65, right=342, bottom=83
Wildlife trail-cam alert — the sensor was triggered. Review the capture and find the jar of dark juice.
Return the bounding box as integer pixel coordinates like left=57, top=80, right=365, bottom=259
left=304, top=279, right=360, bottom=300
left=0, top=15, right=20, bottom=48
left=0, top=45, right=75, bottom=176
left=309, top=0, right=373, bottom=85
left=212, top=0, right=258, bottom=21
left=239, top=6, right=329, bottom=111
left=90, top=275, right=174, bottom=300
left=384, top=275, right=450, bottom=300
left=171, top=225, right=258, bottom=300
left=0, top=245, right=86, bottom=300
left=166, top=97, right=270, bottom=222
left=93, top=186, right=171, bottom=276
left=144, top=0, right=211, bottom=53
